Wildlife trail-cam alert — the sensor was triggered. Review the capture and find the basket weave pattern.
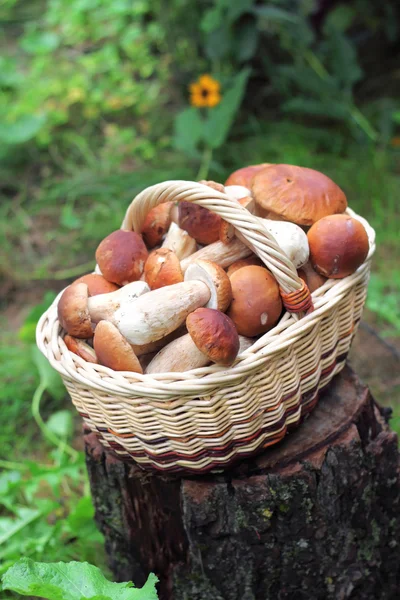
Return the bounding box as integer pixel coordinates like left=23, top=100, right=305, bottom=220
left=37, top=181, right=375, bottom=473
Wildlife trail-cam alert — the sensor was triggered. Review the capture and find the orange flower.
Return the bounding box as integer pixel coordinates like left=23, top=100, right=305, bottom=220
left=189, top=74, right=221, bottom=108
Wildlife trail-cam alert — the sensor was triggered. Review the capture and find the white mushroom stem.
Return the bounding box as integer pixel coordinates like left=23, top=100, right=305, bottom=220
left=87, top=281, right=150, bottom=324
left=146, top=333, right=255, bottom=374
left=146, top=333, right=208, bottom=373
left=161, top=222, right=197, bottom=260
left=130, top=327, right=186, bottom=356
left=180, top=238, right=252, bottom=273
left=234, top=218, right=309, bottom=269
left=238, top=335, right=254, bottom=353
left=225, top=185, right=252, bottom=200
left=115, top=281, right=210, bottom=345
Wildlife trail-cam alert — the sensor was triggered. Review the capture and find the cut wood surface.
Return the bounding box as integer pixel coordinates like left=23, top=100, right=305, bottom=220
left=84, top=366, right=400, bottom=600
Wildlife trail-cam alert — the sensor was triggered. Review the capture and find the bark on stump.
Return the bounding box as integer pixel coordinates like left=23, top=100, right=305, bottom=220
left=84, top=366, right=400, bottom=600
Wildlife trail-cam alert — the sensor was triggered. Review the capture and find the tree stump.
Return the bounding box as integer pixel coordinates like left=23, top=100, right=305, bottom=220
left=84, top=366, right=400, bottom=600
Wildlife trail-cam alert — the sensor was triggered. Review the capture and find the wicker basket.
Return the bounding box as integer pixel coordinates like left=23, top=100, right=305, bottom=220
left=36, top=181, right=375, bottom=473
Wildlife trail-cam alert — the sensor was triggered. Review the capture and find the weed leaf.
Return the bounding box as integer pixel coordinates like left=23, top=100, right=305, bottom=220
left=1, top=558, right=159, bottom=599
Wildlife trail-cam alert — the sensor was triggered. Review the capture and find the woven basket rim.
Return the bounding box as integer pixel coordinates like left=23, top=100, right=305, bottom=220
left=36, top=189, right=375, bottom=398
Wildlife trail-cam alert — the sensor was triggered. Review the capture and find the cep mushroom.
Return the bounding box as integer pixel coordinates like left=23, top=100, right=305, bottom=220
left=226, top=256, right=264, bottom=276
left=58, top=283, right=92, bottom=338
left=225, top=163, right=272, bottom=187
left=298, top=261, right=327, bottom=292
left=251, top=164, right=347, bottom=226
left=180, top=238, right=252, bottom=273
left=227, top=265, right=282, bottom=336
left=64, top=335, right=98, bottom=363
left=94, top=321, right=142, bottom=373
left=178, top=180, right=225, bottom=245
left=95, top=230, right=148, bottom=285
left=219, top=197, right=309, bottom=268
left=161, top=222, right=197, bottom=259
left=141, top=202, right=173, bottom=248
left=146, top=308, right=240, bottom=373
left=74, top=273, right=119, bottom=295
left=144, top=248, right=183, bottom=290
left=307, top=214, right=369, bottom=278
left=113, top=260, right=232, bottom=345
left=87, top=280, right=150, bottom=324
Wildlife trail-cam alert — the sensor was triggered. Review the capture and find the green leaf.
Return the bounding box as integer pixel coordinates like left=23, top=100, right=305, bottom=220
left=253, top=6, right=301, bottom=24
left=20, top=31, right=60, bottom=54
left=61, top=204, right=82, bottom=230
left=1, top=558, right=159, bottom=600
left=0, top=115, right=46, bottom=145
left=173, top=107, right=203, bottom=155
left=323, top=5, right=355, bottom=33
left=32, top=346, right=65, bottom=402
left=204, top=25, right=232, bottom=60
left=235, top=17, right=259, bottom=62
left=46, top=410, right=73, bottom=439
left=0, top=508, right=42, bottom=546
left=203, top=68, right=250, bottom=149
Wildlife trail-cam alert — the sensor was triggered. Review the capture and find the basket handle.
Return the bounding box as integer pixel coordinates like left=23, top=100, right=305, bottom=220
left=121, top=180, right=312, bottom=314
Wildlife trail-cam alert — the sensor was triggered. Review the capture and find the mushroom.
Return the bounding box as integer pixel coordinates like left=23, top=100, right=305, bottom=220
left=93, top=321, right=142, bottom=373
left=224, top=185, right=252, bottom=201
left=58, top=283, right=92, bottom=338
left=179, top=201, right=222, bottom=245
left=256, top=219, right=309, bottom=268
left=144, top=248, right=183, bottom=290
left=251, top=164, right=347, bottom=226
left=64, top=335, right=98, bottom=363
left=113, top=260, right=232, bottom=345
left=298, top=261, right=327, bottom=292
left=218, top=195, right=309, bottom=268
left=95, top=230, right=148, bottom=285
left=307, top=214, right=369, bottom=278
left=131, top=326, right=187, bottom=356
left=227, top=265, right=282, bottom=336
left=87, top=280, right=150, bottom=324
left=226, top=256, right=264, bottom=277
left=161, top=222, right=197, bottom=260
left=178, top=180, right=225, bottom=245
left=74, top=273, right=119, bottom=295
left=146, top=308, right=239, bottom=373
left=225, top=163, right=272, bottom=187
left=141, top=202, right=173, bottom=248
left=180, top=238, right=252, bottom=273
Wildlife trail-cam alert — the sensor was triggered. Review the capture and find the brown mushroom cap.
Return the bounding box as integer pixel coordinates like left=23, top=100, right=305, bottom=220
left=226, top=255, right=264, bottom=277
left=225, top=164, right=272, bottom=187
left=144, top=248, right=183, bottom=290
left=186, top=308, right=240, bottom=366
left=93, top=320, right=143, bottom=373
left=64, top=335, right=98, bottom=363
left=297, top=261, right=327, bottom=292
left=227, top=266, right=282, bottom=336
left=307, top=214, right=369, bottom=279
left=251, top=164, right=347, bottom=226
left=179, top=202, right=221, bottom=245
left=74, top=273, right=119, bottom=295
left=95, top=230, right=148, bottom=285
left=58, top=283, right=92, bottom=338
left=184, top=259, right=232, bottom=312
left=141, top=202, right=173, bottom=248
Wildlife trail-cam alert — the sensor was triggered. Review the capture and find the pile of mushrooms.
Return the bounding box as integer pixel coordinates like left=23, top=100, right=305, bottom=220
left=58, top=166, right=370, bottom=375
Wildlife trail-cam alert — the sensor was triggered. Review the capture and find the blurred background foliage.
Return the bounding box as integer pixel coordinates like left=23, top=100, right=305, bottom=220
left=0, top=0, right=400, bottom=588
